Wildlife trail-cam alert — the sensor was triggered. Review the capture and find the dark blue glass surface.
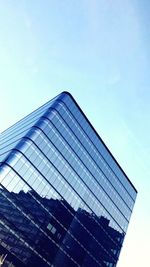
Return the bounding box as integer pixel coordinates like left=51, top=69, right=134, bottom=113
left=0, top=92, right=137, bottom=267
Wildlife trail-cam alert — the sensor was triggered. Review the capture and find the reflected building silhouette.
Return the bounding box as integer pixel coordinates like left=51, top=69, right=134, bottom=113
left=0, top=189, right=124, bottom=267
left=0, top=92, right=137, bottom=266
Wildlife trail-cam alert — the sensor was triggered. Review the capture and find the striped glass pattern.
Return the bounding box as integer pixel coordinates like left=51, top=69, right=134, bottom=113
left=0, top=92, right=137, bottom=267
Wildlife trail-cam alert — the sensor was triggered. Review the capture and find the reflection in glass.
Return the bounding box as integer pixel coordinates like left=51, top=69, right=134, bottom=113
left=0, top=188, right=124, bottom=267
left=0, top=92, right=137, bottom=267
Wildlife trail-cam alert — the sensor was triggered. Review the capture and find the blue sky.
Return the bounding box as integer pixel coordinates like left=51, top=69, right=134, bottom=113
left=0, top=1, right=150, bottom=266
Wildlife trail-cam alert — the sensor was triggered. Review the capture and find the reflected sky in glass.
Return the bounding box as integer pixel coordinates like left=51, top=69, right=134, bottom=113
left=0, top=1, right=149, bottom=266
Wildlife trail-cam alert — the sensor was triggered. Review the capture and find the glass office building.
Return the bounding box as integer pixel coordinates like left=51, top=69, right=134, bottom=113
left=0, top=92, right=137, bottom=267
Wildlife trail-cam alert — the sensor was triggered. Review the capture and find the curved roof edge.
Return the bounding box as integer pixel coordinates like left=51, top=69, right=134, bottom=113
left=60, top=91, right=137, bottom=194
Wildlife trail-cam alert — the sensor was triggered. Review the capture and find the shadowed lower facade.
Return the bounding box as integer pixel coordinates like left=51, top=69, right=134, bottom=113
left=0, top=92, right=137, bottom=267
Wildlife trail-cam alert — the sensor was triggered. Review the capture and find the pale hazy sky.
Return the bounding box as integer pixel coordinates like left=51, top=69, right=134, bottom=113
left=0, top=1, right=150, bottom=266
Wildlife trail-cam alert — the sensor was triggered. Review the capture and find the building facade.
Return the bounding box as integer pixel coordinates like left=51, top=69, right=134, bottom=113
left=0, top=92, right=137, bottom=267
